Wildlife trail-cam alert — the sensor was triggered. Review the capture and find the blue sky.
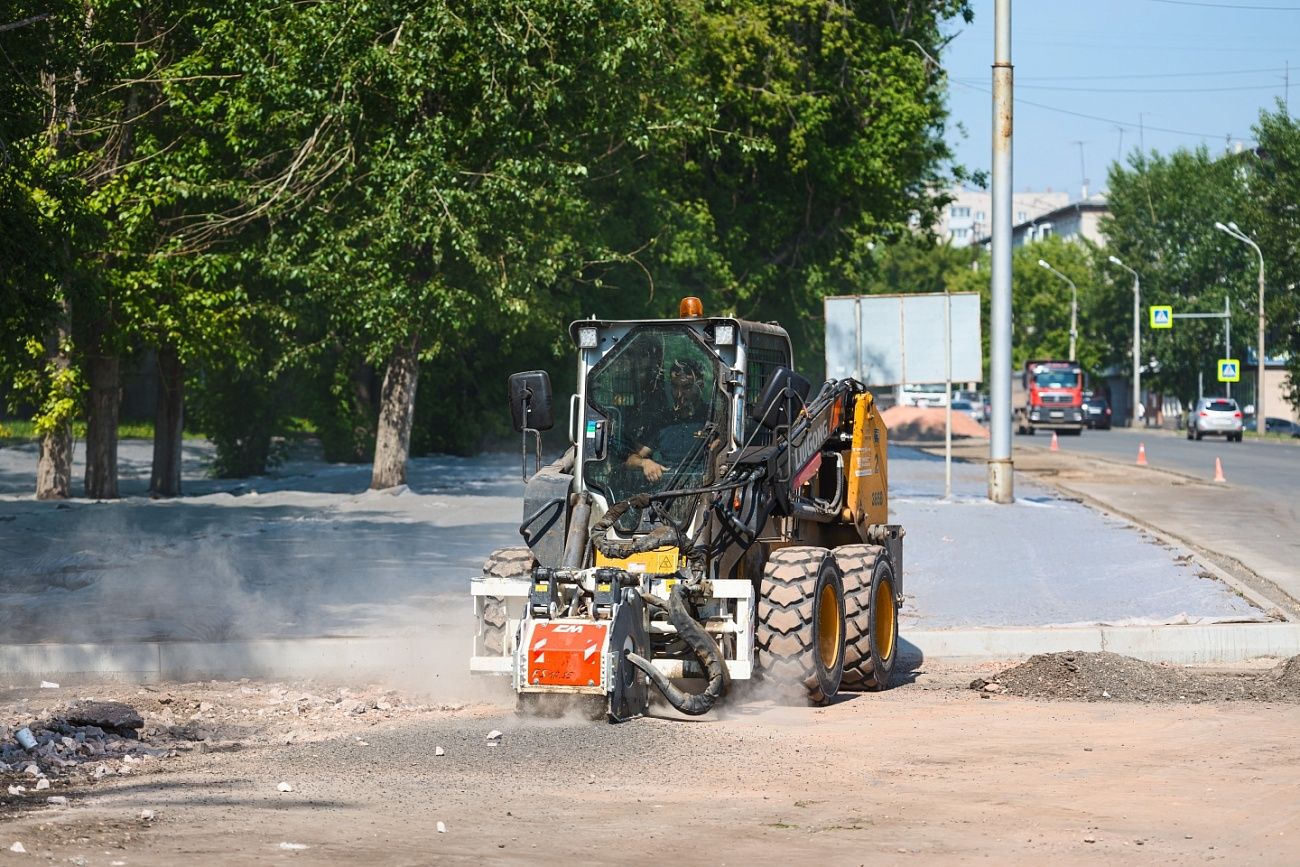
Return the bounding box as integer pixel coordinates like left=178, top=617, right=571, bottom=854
left=939, top=0, right=1299, bottom=197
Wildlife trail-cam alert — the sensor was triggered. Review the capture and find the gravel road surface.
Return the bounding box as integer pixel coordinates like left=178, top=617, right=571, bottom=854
left=1, top=668, right=1297, bottom=866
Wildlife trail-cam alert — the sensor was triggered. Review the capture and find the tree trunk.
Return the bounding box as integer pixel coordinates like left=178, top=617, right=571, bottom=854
left=36, top=426, right=74, bottom=500
left=84, top=347, right=120, bottom=500
left=150, top=343, right=184, bottom=497
left=370, top=334, right=420, bottom=490
left=35, top=319, right=73, bottom=500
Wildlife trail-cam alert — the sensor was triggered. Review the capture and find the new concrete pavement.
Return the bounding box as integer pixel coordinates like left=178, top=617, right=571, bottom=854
left=1004, top=427, right=1300, bottom=616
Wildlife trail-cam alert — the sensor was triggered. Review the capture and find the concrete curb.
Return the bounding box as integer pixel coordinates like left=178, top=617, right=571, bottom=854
left=3, top=623, right=1299, bottom=682
left=904, top=622, right=1300, bottom=665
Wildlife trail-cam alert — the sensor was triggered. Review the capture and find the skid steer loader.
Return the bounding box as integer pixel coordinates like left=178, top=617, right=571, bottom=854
left=470, top=297, right=904, bottom=720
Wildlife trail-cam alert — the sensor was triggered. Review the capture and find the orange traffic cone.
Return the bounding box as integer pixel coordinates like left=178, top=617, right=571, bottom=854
left=1214, top=457, right=1226, bottom=483
left=1050, top=431, right=1060, bottom=452
left=1136, top=442, right=1148, bottom=466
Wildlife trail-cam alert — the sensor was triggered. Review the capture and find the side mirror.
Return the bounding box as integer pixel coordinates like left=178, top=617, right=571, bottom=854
left=509, top=371, right=554, bottom=433
left=751, top=366, right=811, bottom=430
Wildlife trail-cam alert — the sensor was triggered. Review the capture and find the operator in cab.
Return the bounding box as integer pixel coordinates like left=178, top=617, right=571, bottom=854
left=625, top=357, right=709, bottom=483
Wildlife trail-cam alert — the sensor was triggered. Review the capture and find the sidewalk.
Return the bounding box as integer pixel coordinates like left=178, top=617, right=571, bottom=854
left=0, top=438, right=1295, bottom=680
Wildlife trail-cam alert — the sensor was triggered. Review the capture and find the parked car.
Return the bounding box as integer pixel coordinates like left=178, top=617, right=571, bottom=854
left=1187, top=397, right=1244, bottom=442
left=950, top=399, right=982, bottom=424
left=1245, top=416, right=1300, bottom=437
left=899, top=383, right=949, bottom=408
left=1082, top=396, right=1112, bottom=430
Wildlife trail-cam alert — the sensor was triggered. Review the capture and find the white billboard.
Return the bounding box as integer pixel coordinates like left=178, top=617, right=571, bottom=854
left=825, top=292, right=982, bottom=385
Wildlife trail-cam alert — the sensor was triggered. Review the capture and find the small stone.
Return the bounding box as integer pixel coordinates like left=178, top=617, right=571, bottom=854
left=1101, top=690, right=1111, bottom=699
left=6, top=785, right=24, bottom=796
left=436, top=821, right=447, bottom=834
left=982, top=683, right=1004, bottom=694
left=9, top=841, right=26, bottom=853
left=46, top=796, right=68, bottom=806
left=39, top=681, right=59, bottom=689
left=486, top=730, right=503, bottom=742
left=376, top=701, right=392, bottom=711
left=1084, top=836, right=1096, bottom=843
left=979, top=692, right=990, bottom=699
left=139, top=809, right=155, bottom=821
left=435, top=746, right=445, bottom=757
left=23, top=764, right=40, bottom=777
left=278, top=842, right=308, bottom=851
left=968, top=678, right=987, bottom=690
left=198, top=702, right=213, bottom=713
left=1083, top=747, right=1093, bottom=752
left=277, top=782, right=294, bottom=793
left=34, top=779, right=49, bottom=791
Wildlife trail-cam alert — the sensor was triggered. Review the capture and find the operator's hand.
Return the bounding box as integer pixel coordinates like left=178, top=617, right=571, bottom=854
left=641, top=458, right=665, bottom=482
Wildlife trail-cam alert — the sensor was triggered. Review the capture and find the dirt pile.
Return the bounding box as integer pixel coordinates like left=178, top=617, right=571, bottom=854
left=881, top=405, right=989, bottom=441
left=1, top=680, right=457, bottom=816
left=970, top=651, right=1300, bottom=703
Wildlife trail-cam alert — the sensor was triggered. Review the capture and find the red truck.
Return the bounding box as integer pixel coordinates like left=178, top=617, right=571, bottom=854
left=1014, top=359, right=1085, bottom=435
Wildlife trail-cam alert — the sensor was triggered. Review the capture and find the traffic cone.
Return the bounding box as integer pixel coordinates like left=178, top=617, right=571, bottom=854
left=1214, top=457, right=1226, bottom=483
left=1050, top=431, right=1060, bottom=452
left=1136, top=442, right=1148, bottom=466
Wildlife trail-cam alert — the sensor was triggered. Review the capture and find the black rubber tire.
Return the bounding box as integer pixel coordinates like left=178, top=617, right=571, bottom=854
left=1195, top=426, right=1203, bottom=441
left=480, top=546, right=534, bottom=656
left=834, top=544, right=899, bottom=692
left=756, top=546, right=845, bottom=705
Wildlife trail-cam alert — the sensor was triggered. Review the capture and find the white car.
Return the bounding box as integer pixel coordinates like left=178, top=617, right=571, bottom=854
left=1187, top=397, right=1244, bottom=442
left=950, top=399, right=983, bottom=424
left=899, top=384, right=949, bottom=407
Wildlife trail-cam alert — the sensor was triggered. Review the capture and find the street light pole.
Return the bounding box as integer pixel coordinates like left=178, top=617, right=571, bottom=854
left=1037, top=259, right=1078, bottom=361
left=1214, top=221, right=1266, bottom=428
left=1108, top=256, right=1140, bottom=427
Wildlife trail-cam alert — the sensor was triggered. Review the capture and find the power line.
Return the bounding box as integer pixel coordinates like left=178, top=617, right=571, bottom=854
left=954, top=79, right=1281, bottom=94
left=949, top=78, right=1259, bottom=142
left=1142, top=0, right=1300, bottom=9
left=1011, top=66, right=1288, bottom=82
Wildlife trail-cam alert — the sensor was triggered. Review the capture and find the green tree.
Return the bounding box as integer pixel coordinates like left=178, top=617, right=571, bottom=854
left=570, top=0, right=975, bottom=374
left=1247, top=106, right=1300, bottom=414
left=1101, top=147, right=1251, bottom=409
left=183, top=0, right=687, bottom=488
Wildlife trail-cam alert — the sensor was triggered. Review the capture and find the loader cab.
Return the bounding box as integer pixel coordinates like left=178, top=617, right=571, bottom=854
left=567, top=310, right=793, bottom=526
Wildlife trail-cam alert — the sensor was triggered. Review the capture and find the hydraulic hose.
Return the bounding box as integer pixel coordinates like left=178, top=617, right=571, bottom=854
left=626, top=583, right=729, bottom=716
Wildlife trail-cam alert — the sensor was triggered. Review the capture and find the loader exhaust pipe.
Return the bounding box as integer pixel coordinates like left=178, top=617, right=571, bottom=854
left=626, top=583, right=729, bottom=716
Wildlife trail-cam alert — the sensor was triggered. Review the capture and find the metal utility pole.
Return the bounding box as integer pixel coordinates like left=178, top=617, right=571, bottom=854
left=987, top=0, right=1014, bottom=504
left=1037, top=259, right=1078, bottom=361
left=1172, top=301, right=1233, bottom=398
left=1215, top=221, right=1267, bottom=427
left=1109, top=256, right=1141, bottom=427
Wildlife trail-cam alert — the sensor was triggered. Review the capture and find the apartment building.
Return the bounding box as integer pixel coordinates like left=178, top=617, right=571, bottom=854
left=937, top=186, right=1068, bottom=247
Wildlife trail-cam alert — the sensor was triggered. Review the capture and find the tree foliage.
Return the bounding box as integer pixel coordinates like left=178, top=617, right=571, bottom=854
left=1, top=0, right=978, bottom=489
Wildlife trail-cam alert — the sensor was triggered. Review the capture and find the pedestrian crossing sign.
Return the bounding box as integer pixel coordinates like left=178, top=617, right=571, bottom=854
left=1218, top=358, right=1240, bottom=383
left=1150, top=306, right=1173, bottom=329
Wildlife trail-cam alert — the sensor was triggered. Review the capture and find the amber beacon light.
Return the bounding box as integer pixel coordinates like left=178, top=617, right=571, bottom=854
left=679, top=296, right=704, bottom=318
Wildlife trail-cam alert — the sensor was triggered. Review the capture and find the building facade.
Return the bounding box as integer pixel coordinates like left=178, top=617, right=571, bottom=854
left=937, top=186, right=1068, bottom=247
left=1008, top=195, right=1109, bottom=247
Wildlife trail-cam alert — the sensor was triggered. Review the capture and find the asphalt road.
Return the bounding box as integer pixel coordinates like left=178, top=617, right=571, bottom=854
left=1016, top=425, right=1298, bottom=496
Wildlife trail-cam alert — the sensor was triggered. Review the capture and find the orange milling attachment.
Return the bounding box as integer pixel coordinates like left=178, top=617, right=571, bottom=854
left=526, top=622, right=610, bottom=688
